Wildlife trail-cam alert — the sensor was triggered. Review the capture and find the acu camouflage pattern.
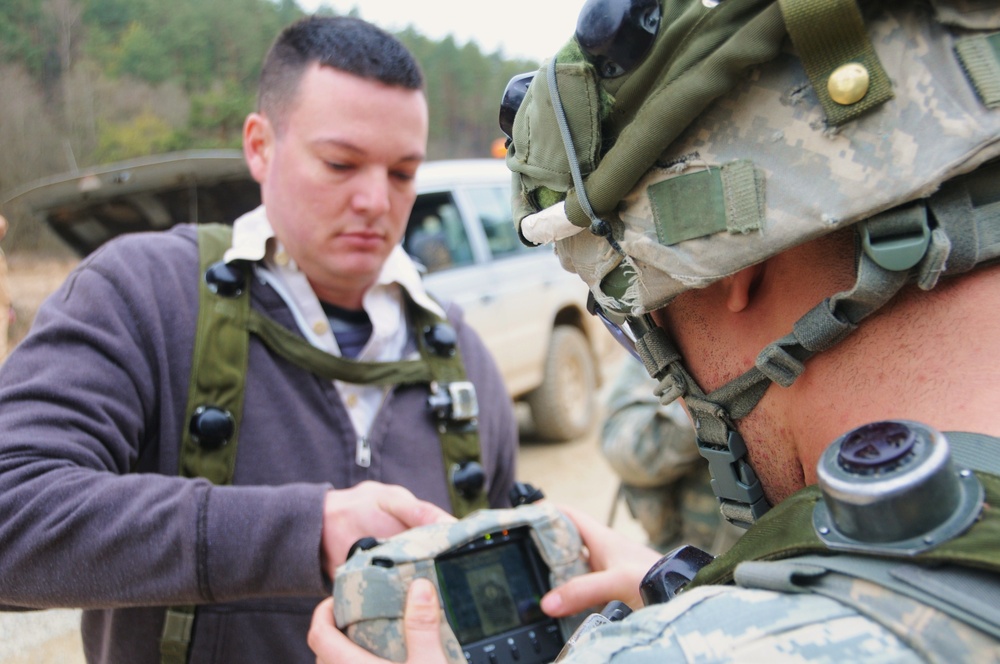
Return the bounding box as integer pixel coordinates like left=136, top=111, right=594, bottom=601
left=602, top=358, right=742, bottom=554
left=504, top=1, right=1000, bottom=661
left=555, top=579, right=1000, bottom=663
left=332, top=502, right=589, bottom=663
left=508, top=1, right=1000, bottom=315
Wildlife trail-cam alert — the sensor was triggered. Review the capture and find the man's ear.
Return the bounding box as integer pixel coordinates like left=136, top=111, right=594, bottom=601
left=243, top=112, right=273, bottom=184
left=725, top=263, right=764, bottom=313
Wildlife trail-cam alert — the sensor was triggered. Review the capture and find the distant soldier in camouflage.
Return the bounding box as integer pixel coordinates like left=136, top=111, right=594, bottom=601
left=309, top=0, right=1000, bottom=661
left=602, top=357, right=742, bottom=554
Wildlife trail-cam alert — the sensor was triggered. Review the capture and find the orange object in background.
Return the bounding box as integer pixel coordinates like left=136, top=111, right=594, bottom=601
left=491, top=137, right=507, bottom=159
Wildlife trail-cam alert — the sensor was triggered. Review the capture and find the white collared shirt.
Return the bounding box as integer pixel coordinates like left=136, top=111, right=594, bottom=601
left=223, top=206, right=444, bottom=449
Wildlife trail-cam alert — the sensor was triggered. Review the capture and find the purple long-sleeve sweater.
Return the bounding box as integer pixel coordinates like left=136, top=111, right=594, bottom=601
left=0, top=224, right=517, bottom=663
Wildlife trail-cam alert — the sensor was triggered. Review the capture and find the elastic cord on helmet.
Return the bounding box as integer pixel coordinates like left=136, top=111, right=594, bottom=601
left=546, top=57, right=625, bottom=255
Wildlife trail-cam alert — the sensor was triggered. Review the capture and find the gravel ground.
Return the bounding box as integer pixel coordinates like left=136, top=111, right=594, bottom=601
left=0, top=610, right=85, bottom=664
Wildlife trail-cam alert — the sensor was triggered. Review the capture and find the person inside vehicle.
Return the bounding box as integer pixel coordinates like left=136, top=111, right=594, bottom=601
left=308, top=0, right=1000, bottom=660
left=0, top=15, right=517, bottom=664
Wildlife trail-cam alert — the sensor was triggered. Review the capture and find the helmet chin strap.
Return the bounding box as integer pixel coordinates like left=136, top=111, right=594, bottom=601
left=635, top=322, right=771, bottom=528
left=627, top=156, right=1000, bottom=527
left=632, top=221, right=927, bottom=528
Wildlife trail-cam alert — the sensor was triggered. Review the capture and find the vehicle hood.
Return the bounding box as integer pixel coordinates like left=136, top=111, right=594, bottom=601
left=2, top=150, right=259, bottom=256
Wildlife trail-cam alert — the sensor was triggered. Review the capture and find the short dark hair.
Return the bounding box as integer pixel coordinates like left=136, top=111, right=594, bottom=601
left=257, top=15, right=424, bottom=131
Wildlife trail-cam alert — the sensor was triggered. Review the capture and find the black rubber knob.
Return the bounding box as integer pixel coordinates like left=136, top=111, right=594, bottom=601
left=499, top=72, right=535, bottom=140
left=452, top=461, right=486, bottom=499
left=204, top=260, right=246, bottom=297
left=576, top=0, right=661, bottom=78
left=424, top=323, right=458, bottom=357
left=837, top=420, right=917, bottom=474
left=346, top=536, right=381, bottom=560
left=639, top=544, right=714, bottom=606
left=509, top=481, right=546, bottom=506
left=189, top=405, right=235, bottom=449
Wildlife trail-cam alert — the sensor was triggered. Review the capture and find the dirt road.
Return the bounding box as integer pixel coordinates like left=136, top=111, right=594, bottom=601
left=0, top=257, right=646, bottom=662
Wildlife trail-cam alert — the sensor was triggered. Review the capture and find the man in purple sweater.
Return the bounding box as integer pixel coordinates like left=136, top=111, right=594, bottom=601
left=0, top=15, right=517, bottom=663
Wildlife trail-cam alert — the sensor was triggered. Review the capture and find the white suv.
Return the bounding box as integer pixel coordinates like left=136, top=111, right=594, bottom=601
left=406, top=159, right=616, bottom=441
left=5, top=152, right=617, bottom=441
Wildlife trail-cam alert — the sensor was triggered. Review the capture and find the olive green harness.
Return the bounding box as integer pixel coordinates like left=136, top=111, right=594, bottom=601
left=160, top=224, right=487, bottom=664
left=686, top=434, right=1000, bottom=639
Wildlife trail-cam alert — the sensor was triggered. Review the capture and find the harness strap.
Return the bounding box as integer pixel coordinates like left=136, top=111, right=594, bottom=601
left=248, top=295, right=488, bottom=517
left=411, top=303, right=488, bottom=519
left=247, top=310, right=434, bottom=385
left=688, top=436, right=1000, bottom=592
left=246, top=296, right=488, bottom=517
left=160, top=224, right=486, bottom=664
left=161, top=224, right=247, bottom=664
left=928, top=158, right=1000, bottom=274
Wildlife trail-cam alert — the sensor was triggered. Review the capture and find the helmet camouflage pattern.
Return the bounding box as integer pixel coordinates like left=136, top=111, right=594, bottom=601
left=508, top=0, right=1000, bottom=313
left=504, top=0, right=1000, bottom=525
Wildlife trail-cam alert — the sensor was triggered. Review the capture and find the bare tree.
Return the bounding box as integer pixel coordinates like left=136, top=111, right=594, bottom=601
left=0, top=62, right=71, bottom=252
left=43, top=0, right=84, bottom=168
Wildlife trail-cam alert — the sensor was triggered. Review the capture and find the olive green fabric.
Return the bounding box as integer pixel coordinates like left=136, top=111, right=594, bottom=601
left=779, top=0, right=894, bottom=125
left=955, top=32, right=1000, bottom=108
left=161, top=224, right=486, bottom=664
left=510, top=58, right=604, bottom=195
left=177, top=224, right=249, bottom=487
left=651, top=167, right=728, bottom=246
left=649, top=159, right=764, bottom=245
left=159, top=608, right=197, bottom=664
left=162, top=223, right=247, bottom=664
left=247, top=310, right=434, bottom=385
left=509, top=0, right=788, bottom=232
left=687, top=470, right=1000, bottom=591
left=179, top=225, right=486, bottom=519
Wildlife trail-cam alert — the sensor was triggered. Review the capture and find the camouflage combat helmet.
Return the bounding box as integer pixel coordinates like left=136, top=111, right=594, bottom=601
left=502, top=0, right=1000, bottom=526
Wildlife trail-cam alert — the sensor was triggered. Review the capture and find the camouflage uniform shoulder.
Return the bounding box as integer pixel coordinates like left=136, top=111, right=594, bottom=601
left=559, top=584, right=926, bottom=663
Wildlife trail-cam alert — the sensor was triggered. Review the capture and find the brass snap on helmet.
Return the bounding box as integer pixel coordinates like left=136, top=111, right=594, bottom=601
left=502, top=0, right=1000, bottom=526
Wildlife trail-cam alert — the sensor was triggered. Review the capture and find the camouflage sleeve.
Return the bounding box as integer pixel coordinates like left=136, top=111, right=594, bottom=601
left=600, top=357, right=700, bottom=488
left=557, top=585, right=925, bottom=663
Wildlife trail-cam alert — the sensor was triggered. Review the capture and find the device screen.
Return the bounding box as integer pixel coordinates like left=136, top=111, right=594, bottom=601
left=435, top=530, right=549, bottom=645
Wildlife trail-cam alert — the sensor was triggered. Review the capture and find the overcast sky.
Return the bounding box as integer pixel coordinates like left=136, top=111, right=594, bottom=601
left=297, top=0, right=585, bottom=62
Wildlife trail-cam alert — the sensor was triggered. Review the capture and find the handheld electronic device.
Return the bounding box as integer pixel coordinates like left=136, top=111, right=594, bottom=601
left=435, top=526, right=564, bottom=664
left=333, top=501, right=590, bottom=664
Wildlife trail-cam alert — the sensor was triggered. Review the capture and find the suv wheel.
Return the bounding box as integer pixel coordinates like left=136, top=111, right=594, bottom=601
left=527, top=325, right=597, bottom=442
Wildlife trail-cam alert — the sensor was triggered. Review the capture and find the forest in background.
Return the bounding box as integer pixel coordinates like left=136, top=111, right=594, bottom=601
left=0, top=0, right=541, bottom=253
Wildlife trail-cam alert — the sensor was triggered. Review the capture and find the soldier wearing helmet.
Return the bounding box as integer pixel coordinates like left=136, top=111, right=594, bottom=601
left=311, top=0, right=1000, bottom=660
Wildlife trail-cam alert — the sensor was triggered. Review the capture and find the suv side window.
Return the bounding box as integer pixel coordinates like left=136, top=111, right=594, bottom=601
left=405, top=192, right=475, bottom=274
left=465, top=185, right=526, bottom=259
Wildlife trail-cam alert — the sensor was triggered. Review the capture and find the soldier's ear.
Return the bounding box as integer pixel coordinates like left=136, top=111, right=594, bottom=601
left=725, top=263, right=764, bottom=313
left=243, top=112, right=274, bottom=185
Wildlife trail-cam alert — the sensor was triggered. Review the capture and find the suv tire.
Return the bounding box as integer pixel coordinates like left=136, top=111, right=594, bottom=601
left=527, top=325, right=597, bottom=442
